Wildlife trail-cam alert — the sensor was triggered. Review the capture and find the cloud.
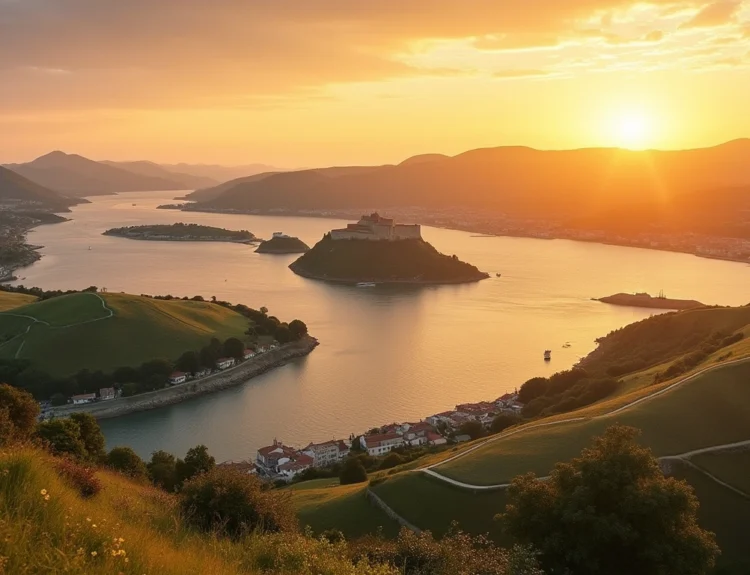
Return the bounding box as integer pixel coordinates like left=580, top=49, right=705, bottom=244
left=492, top=69, right=551, bottom=78
left=681, top=0, right=742, bottom=27
left=644, top=30, right=665, bottom=41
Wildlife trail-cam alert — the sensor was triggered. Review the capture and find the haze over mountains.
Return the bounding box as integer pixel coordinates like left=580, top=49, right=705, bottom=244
left=191, top=139, right=750, bottom=239
left=0, top=166, right=78, bottom=211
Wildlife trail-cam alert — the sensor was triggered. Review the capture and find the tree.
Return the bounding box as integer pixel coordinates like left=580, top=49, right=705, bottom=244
left=180, top=467, right=297, bottom=537
left=274, top=325, right=291, bottom=344
left=69, top=412, right=106, bottom=462
left=288, top=319, right=308, bottom=340
left=0, top=384, right=39, bottom=445
left=107, top=447, right=148, bottom=479
left=223, top=337, right=245, bottom=360
left=500, top=425, right=719, bottom=575
left=339, top=457, right=368, bottom=485
left=176, top=351, right=201, bottom=375
left=490, top=413, right=520, bottom=435
left=379, top=452, right=405, bottom=470
left=148, top=450, right=178, bottom=492
left=176, top=444, right=215, bottom=485
left=36, top=419, right=86, bottom=459
left=113, top=366, right=139, bottom=384
left=518, top=377, right=549, bottom=404
left=458, top=420, right=485, bottom=441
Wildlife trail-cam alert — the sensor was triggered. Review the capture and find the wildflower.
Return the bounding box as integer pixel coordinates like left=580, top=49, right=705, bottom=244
left=86, top=517, right=91, bottom=522
left=124, top=558, right=129, bottom=563
left=40, top=489, right=48, bottom=496
left=91, top=551, right=97, bottom=557
left=118, top=537, right=125, bottom=543
left=92, top=524, right=97, bottom=528
left=44, top=494, right=50, bottom=501
left=76, top=548, right=84, bottom=556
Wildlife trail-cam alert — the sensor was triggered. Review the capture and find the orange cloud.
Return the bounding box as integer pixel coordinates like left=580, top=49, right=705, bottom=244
left=681, top=0, right=742, bottom=27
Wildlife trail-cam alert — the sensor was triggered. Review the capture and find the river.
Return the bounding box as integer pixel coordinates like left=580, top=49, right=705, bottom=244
left=13, top=190, right=750, bottom=461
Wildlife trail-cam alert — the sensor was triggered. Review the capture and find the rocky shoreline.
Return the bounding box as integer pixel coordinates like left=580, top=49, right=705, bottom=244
left=48, top=336, right=319, bottom=420
left=289, top=263, right=489, bottom=285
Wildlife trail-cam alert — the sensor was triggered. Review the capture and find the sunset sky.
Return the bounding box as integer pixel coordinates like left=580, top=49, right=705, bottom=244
left=2, top=0, right=749, bottom=166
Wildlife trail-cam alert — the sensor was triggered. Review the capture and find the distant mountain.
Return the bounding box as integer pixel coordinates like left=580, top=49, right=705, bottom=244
left=399, top=153, right=450, bottom=166
left=186, top=165, right=386, bottom=202
left=159, top=162, right=287, bottom=184
left=101, top=161, right=219, bottom=189
left=0, top=166, right=77, bottom=210
left=194, top=140, right=750, bottom=237
left=4, top=152, right=191, bottom=196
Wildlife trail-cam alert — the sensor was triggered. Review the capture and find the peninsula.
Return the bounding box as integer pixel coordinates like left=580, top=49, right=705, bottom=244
left=289, top=213, right=489, bottom=284
left=596, top=292, right=705, bottom=310
left=255, top=232, right=310, bottom=254
left=103, top=222, right=256, bottom=243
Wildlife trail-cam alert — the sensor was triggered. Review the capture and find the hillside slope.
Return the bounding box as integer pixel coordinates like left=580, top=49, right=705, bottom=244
left=0, top=165, right=78, bottom=209
left=5, top=152, right=190, bottom=196
left=101, top=160, right=218, bottom=189
left=0, top=292, right=249, bottom=375
left=0, top=291, right=37, bottom=312
left=0, top=447, right=397, bottom=575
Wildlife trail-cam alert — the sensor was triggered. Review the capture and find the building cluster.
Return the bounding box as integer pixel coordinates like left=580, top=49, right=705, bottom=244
left=426, top=392, right=522, bottom=430
left=255, top=439, right=351, bottom=481
left=330, top=213, right=422, bottom=241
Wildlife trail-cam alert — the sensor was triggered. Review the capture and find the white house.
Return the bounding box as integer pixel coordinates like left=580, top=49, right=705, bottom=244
left=360, top=432, right=404, bottom=456
left=195, top=368, right=211, bottom=378
left=169, top=372, right=187, bottom=385
left=216, top=357, right=236, bottom=370
left=277, top=452, right=314, bottom=480
left=425, top=431, right=448, bottom=446
left=243, top=349, right=256, bottom=360
left=302, top=440, right=350, bottom=467
left=71, top=393, right=96, bottom=405
left=99, top=387, right=116, bottom=401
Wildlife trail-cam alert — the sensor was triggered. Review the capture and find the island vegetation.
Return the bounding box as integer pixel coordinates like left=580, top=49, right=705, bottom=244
left=255, top=234, right=310, bottom=254
left=103, top=223, right=256, bottom=243
left=290, top=235, right=488, bottom=284
left=597, top=291, right=705, bottom=310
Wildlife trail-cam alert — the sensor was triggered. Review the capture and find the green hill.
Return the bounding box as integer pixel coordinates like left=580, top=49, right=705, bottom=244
left=289, top=236, right=488, bottom=284
left=0, top=291, right=37, bottom=312
left=0, top=292, right=248, bottom=376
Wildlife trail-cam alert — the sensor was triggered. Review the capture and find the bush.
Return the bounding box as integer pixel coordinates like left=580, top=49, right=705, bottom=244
left=458, top=420, right=485, bottom=441
left=0, top=384, right=39, bottom=445
left=36, top=419, right=86, bottom=459
left=180, top=467, right=297, bottom=537
left=339, top=457, right=368, bottom=485
left=107, top=446, right=148, bottom=479
left=490, top=413, right=521, bottom=434
left=379, top=452, right=405, bottom=470
left=54, top=457, right=102, bottom=497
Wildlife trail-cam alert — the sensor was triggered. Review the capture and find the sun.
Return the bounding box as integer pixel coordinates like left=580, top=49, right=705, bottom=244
left=614, top=111, right=651, bottom=149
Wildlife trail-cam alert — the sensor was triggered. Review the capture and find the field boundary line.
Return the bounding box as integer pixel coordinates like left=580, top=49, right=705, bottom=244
left=666, top=458, right=750, bottom=500
left=365, top=488, right=422, bottom=533
left=422, top=357, right=750, bottom=487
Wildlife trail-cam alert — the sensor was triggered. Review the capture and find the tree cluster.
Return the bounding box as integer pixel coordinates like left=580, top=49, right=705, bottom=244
left=519, top=368, right=619, bottom=418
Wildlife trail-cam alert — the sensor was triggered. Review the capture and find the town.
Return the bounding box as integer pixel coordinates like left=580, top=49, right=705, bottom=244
left=235, top=391, right=523, bottom=482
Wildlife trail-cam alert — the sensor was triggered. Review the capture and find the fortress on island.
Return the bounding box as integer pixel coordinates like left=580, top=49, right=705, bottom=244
left=330, top=213, right=422, bottom=241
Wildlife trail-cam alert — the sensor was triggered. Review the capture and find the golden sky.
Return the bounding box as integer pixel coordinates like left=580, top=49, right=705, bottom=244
left=1, top=0, right=749, bottom=166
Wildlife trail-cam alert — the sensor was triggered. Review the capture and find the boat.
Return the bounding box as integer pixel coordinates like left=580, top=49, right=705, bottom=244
left=132, top=203, right=137, bottom=206
left=356, top=282, right=377, bottom=288
left=495, top=273, right=502, bottom=277
left=562, top=342, right=571, bottom=348
left=544, top=350, right=552, bottom=361
left=88, top=246, right=91, bottom=251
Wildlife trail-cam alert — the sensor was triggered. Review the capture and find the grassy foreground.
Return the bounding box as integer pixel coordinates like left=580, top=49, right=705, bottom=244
left=0, top=293, right=248, bottom=375
left=0, top=447, right=398, bottom=575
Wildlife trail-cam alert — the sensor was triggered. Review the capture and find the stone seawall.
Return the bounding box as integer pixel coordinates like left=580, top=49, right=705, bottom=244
left=49, top=336, right=318, bottom=420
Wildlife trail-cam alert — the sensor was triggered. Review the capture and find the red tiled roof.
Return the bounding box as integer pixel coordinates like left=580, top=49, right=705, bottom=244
left=364, top=433, right=403, bottom=448
left=257, top=443, right=296, bottom=458
left=72, top=393, right=96, bottom=400
left=426, top=432, right=444, bottom=442
left=170, top=371, right=186, bottom=378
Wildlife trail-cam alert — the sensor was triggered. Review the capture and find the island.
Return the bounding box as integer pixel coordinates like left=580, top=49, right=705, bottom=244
left=156, top=203, right=188, bottom=210
left=596, top=292, right=705, bottom=310
left=255, top=232, right=310, bottom=254
left=289, top=213, right=489, bottom=284
left=103, top=223, right=256, bottom=243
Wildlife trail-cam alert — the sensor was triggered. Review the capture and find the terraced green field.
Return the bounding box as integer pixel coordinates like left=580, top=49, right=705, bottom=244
left=0, top=292, right=249, bottom=375
left=691, top=451, right=750, bottom=496
left=0, top=291, right=36, bottom=312
left=291, top=482, right=400, bottom=538
left=436, top=360, right=750, bottom=485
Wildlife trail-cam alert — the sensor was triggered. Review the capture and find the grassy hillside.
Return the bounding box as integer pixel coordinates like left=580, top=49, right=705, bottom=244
left=0, top=447, right=398, bottom=575
left=291, top=480, right=401, bottom=539
left=290, top=236, right=488, bottom=283
left=437, top=360, right=750, bottom=485
left=0, top=165, right=77, bottom=209
left=0, top=292, right=248, bottom=375
left=0, top=291, right=37, bottom=312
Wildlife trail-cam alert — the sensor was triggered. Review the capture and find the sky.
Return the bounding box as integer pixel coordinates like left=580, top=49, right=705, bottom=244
left=1, top=0, right=749, bottom=166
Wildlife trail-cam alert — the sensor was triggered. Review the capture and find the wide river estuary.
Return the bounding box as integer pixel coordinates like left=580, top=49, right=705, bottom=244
left=14, top=191, right=750, bottom=461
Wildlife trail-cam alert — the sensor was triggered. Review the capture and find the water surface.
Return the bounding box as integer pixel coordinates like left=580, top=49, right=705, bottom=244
left=15, top=191, right=750, bottom=460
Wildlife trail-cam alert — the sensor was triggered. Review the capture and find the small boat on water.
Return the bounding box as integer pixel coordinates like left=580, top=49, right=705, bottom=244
left=132, top=203, right=137, bottom=206
left=544, top=350, right=552, bottom=361
left=356, top=282, right=377, bottom=288
left=88, top=246, right=91, bottom=251
left=495, top=273, right=502, bottom=277
left=562, top=342, right=571, bottom=348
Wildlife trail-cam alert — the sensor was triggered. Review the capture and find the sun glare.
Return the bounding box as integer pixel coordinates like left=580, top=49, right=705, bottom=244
left=614, top=111, right=651, bottom=149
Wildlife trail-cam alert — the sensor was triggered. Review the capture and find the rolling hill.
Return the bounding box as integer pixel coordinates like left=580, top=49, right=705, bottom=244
left=0, top=165, right=78, bottom=210
left=0, top=291, right=37, bottom=312
left=0, top=292, right=249, bottom=376
left=101, top=160, right=219, bottom=189
left=4, top=152, right=193, bottom=196
left=192, top=140, right=750, bottom=239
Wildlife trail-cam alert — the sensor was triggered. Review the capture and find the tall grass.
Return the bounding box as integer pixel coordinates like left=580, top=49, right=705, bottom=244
left=0, top=446, right=398, bottom=575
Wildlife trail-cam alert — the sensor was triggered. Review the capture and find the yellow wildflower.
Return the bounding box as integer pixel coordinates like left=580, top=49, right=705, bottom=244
left=91, top=551, right=97, bottom=557
left=44, top=494, right=50, bottom=501
left=40, top=489, right=47, bottom=496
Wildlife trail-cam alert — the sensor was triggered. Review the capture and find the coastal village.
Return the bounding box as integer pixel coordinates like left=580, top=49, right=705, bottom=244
left=228, top=391, right=524, bottom=482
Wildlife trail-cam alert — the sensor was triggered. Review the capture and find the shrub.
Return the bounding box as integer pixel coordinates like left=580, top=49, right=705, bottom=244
left=107, top=446, right=148, bottom=479
left=68, top=412, right=106, bottom=463
left=721, top=332, right=744, bottom=347
left=490, top=413, right=521, bottom=434
left=180, top=467, right=297, bottom=537
left=36, top=419, right=86, bottom=459
left=339, top=457, right=368, bottom=485
left=458, top=420, right=485, bottom=441
left=379, top=452, right=405, bottom=470
left=54, top=457, right=102, bottom=497
left=0, top=384, right=39, bottom=445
